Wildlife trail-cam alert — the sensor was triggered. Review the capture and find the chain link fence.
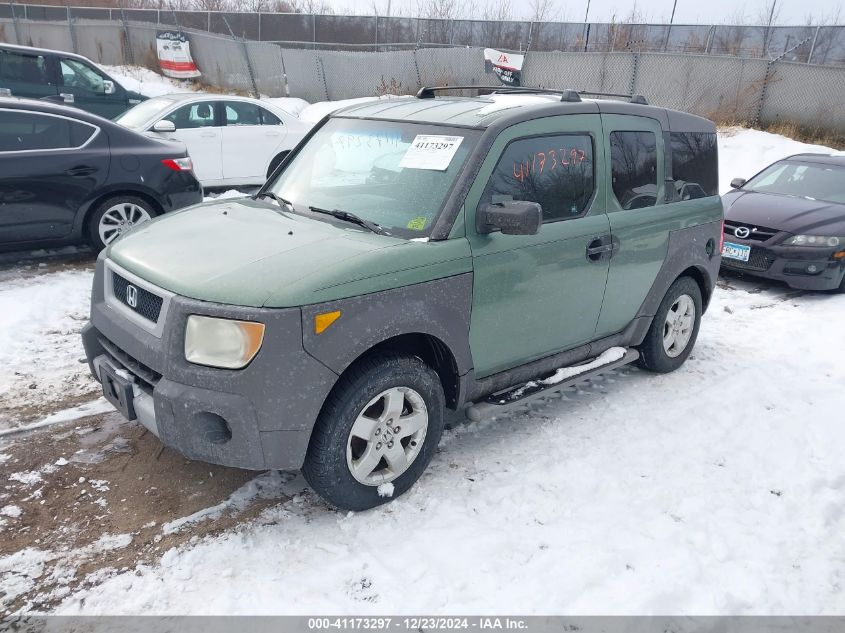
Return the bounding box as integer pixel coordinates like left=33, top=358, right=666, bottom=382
left=2, top=2, right=845, bottom=65
left=2, top=16, right=845, bottom=132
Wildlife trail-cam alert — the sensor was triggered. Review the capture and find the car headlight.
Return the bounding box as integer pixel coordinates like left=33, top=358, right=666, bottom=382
left=782, top=235, right=842, bottom=247
left=184, top=315, right=265, bottom=369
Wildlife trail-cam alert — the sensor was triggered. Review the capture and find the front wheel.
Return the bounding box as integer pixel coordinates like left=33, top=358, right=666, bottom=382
left=86, top=195, right=157, bottom=251
left=638, top=276, right=703, bottom=373
left=302, top=354, right=445, bottom=511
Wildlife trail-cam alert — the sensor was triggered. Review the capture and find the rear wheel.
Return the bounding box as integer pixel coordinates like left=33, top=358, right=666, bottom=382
left=86, top=195, right=157, bottom=251
left=638, top=276, right=703, bottom=373
left=302, top=354, right=445, bottom=511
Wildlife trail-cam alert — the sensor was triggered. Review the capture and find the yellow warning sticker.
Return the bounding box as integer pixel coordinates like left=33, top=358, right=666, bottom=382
left=407, top=216, right=428, bottom=230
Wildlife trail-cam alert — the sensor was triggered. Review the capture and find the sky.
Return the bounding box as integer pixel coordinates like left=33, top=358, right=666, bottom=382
left=328, top=0, right=843, bottom=25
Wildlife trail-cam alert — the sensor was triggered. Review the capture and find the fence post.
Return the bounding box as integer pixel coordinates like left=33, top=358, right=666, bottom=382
left=277, top=45, right=290, bottom=97
left=65, top=0, right=78, bottom=54
left=117, top=1, right=135, bottom=67
left=9, top=0, right=22, bottom=45
left=317, top=54, right=329, bottom=101
left=807, top=25, right=820, bottom=64
left=628, top=51, right=640, bottom=95
left=222, top=14, right=259, bottom=98
left=412, top=49, right=422, bottom=89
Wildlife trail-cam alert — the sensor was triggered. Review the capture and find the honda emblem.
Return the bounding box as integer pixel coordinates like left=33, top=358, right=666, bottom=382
left=126, top=284, right=138, bottom=308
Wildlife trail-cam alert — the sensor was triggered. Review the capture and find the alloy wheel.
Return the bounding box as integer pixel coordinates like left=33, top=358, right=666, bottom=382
left=98, top=202, right=152, bottom=246
left=662, top=293, right=696, bottom=358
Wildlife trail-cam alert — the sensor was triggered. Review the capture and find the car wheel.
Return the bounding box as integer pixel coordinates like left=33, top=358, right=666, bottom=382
left=837, top=271, right=845, bottom=294
left=302, top=354, right=445, bottom=511
left=637, top=276, right=703, bottom=374
left=266, top=151, right=289, bottom=180
left=87, top=195, right=157, bottom=251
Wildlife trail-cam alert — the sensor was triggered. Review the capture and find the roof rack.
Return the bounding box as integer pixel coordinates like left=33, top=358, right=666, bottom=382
left=415, top=85, right=648, bottom=105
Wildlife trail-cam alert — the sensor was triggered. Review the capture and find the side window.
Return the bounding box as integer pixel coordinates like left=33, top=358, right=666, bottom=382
left=59, top=59, right=107, bottom=93
left=0, top=112, right=95, bottom=151
left=480, top=134, right=595, bottom=223
left=610, top=131, right=658, bottom=210
left=0, top=52, right=50, bottom=85
left=260, top=108, right=282, bottom=126
left=163, top=102, right=216, bottom=129
left=670, top=132, right=718, bottom=201
left=225, top=101, right=262, bottom=126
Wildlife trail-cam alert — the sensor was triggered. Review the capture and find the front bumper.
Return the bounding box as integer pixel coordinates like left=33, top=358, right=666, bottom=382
left=82, top=257, right=338, bottom=471
left=721, top=240, right=845, bottom=291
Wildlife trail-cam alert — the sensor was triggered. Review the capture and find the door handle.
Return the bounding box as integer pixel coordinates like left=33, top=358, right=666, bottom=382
left=65, top=165, right=97, bottom=177
left=200, top=132, right=216, bottom=138
left=586, top=236, right=615, bottom=262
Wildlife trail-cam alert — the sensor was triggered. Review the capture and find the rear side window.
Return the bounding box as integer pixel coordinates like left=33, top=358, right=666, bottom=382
left=0, top=51, right=50, bottom=84
left=225, top=101, right=261, bottom=126
left=610, top=131, right=658, bottom=210
left=670, top=132, right=718, bottom=200
left=481, top=134, right=595, bottom=223
left=164, top=102, right=216, bottom=129
left=260, top=108, right=282, bottom=126
left=0, top=111, right=96, bottom=151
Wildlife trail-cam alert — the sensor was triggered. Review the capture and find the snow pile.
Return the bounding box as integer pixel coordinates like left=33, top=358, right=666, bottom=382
left=718, top=127, right=844, bottom=193
left=540, top=347, right=627, bottom=386
left=101, top=65, right=193, bottom=98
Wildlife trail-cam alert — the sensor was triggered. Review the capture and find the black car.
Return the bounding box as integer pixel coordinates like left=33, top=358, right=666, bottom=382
left=0, top=97, right=202, bottom=252
left=722, top=153, right=845, bottom=292
left=0, top=44, right=146, bottom=118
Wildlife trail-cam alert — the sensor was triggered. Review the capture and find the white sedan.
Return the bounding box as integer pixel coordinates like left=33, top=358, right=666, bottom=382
left=115, top=94, right=311, bottom=188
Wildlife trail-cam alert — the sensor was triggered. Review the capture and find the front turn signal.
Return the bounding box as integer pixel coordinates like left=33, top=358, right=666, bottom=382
left=315, top=310, right=342, bottom=334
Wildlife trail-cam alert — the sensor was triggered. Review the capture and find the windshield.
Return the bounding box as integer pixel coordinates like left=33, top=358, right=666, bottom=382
left=745, top=160, right=845, bottom=204
left=115, top=97, right=176, bottom=129
left=268, top=118, right=480, bottom=238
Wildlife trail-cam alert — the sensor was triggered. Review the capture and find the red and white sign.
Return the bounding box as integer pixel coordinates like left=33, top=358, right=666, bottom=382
left=156, top=31, right=201, bottom=79
left=484, top=48, right=525, bottom=86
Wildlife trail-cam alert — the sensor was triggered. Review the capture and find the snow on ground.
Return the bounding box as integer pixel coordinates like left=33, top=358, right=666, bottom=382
left=0, top=270, right=95, bottom=430
left=54, top=282, right=845, bottom=615
left=718, top=127, right=844, bottom=193
left=100, top=65, right=194, bottom=99
left=1, top=118, right=843, bottom=614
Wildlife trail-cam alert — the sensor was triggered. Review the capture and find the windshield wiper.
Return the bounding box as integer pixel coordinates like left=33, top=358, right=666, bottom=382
left=254, top=191, right=295, bottom=213
left=308, top=206, right=387, bottom=235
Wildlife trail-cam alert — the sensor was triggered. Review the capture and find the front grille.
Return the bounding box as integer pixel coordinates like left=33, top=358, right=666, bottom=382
left=112, top=272, right=163, bottom=323
left=724, top=221, right=780, bottom=242
left=99, top=336, right=161, bottom=393
left=722, top=246, right=776, bottom=271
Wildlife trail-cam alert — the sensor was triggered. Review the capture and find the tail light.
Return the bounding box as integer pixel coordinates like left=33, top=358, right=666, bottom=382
left=161, top=157, right=193, bottom=172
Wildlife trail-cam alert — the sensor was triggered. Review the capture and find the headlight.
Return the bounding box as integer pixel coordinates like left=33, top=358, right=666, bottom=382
left=782, top=235, right=842, bottom=247
left=184, top=315, right=265, bottom=369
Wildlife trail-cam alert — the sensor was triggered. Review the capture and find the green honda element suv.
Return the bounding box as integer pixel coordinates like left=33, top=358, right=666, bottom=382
left=82, top=87, right=723, bottom=511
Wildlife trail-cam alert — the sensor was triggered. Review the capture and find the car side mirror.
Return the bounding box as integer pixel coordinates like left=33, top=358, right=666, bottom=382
left=152, top=120, right=176, bottom=133
left=730, top=177, right=746, bottom=189
left=477, top=201, right=542, bottom=236
left=103, top=80, right=116, bottom=95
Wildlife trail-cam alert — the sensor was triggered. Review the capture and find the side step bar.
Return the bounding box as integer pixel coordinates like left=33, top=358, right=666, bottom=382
left=464, top=347, right=639, bottom=422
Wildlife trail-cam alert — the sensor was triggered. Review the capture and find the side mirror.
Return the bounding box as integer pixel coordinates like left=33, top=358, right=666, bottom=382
left=152, top=119, right=176, bottom=133
left=730, top=177, right=746, bottom=189
left=103, top=80, right=116, bottom=95
left=477, top=200, right=542, bottom=236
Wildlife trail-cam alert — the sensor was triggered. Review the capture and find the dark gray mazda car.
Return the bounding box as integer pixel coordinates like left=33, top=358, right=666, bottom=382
left=722, top=153, right=845, bottom=292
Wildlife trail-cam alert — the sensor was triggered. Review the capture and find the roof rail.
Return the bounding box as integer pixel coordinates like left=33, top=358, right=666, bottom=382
left=416, top=85, right=648, bottom=105
left=416, top=85, right=582, bottom=102
left=578, top=91, right=649, bottom=105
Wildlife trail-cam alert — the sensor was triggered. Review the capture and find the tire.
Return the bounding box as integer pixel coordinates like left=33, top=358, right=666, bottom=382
left=836, top=271, right=845, bottom=294
left=266, top=152, right=289, bottom=180
left=302, top=354, right=445, bottom=511
left=637, top=276, right=703, bottom=374
left=86, top=195, right=157, bottom=251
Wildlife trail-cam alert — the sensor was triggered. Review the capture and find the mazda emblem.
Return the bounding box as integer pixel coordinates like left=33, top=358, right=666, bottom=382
left=126, top=284, right=138, bottom=308
left=734, top=226, right=751, bottom=239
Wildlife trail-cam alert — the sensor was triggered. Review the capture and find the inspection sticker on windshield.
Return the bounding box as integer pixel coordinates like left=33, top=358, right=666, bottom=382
left=400, top=135, right=464, bottom=171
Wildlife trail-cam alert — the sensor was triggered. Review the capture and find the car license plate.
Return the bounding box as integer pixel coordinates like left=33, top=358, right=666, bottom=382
left=100, top=363, right=137, bottom=421
left=722, top=241, right=751, bottom=262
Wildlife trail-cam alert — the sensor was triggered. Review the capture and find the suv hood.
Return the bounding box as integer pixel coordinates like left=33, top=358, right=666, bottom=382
left=107, top=198, right=471, bottom=308
left=723, top=190, right=845, bottom=236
